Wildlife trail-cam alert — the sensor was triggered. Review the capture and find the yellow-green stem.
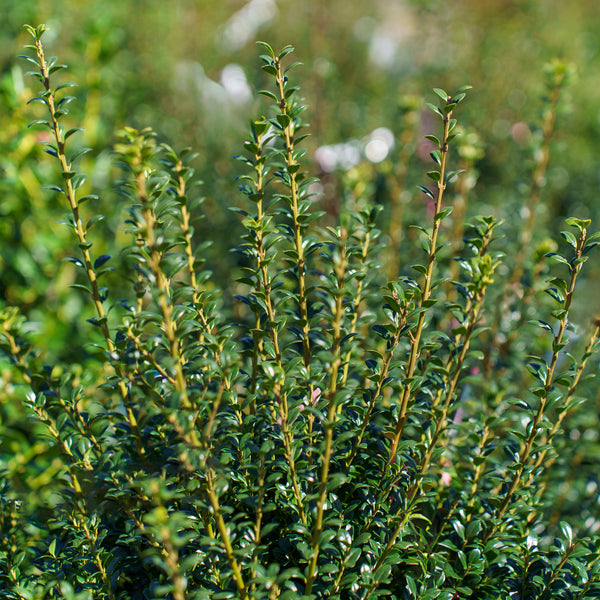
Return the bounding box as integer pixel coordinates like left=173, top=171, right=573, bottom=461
left=137, top=172, right=190, bottom=408
left=275, top=57, right=311, bottom=371
left=205, top=469, right=250, bottom=600
left=244, top=112, right=307, bottom=523
left=33, top=36, right=130, bottom=404
left=388, top=109, right=454, bottom=460
left=518, top=318, right=600, bottom=529
left=305, top=237, right=347, bottom=594
left=487, top=228, right=586, bottom=540
left=341, top=229, right=371, bottom=386
left=348, top=226, right=496, bottom=596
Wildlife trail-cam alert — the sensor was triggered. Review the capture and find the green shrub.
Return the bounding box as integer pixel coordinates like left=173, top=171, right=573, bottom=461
left=1, top=24, right=599, bottom=600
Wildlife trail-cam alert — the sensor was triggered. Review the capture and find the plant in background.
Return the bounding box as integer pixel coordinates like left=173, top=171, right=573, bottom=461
left=0, top=24, right=599, bottom=600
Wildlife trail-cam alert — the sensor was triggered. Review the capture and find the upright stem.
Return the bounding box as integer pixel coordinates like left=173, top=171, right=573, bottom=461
left=525, top=318, right=600, bottom=489
left=174, top=159, right=209, bottom=340
left=136, top=170, right=190, bottom=408
left=341, top=226, right=372, bottom=386
left=388, top=107, right=454, bottom=459
left=33, top=37, right=114, bottom=360
left=274, top=56, right=311, bottom=373
left=205, top=469, right=250, bottom=600
left=344, top=303, right=408, bottom=471
left=243, top=122, right=307, bottom=524
left=486, top=227, right=587, bottom=541
left=366, top=240, right=495, bottom=595
left=306, top=231, right=347, bottom=594
left=31, top=33, right=132, bottom=419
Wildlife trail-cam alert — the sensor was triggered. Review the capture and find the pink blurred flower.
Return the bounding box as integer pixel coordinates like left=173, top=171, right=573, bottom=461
left=277, top=387, right=321, bottom=425
left=440, top=458, right=452, bottom=487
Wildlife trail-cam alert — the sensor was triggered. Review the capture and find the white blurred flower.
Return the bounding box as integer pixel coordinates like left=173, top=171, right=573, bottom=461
left=218, top=0, right=278, bottom=52
left=314, top=127, right=395, bottom=171
left=315, top=141, right=362, bottom=173
left=365, top=127, right=394, bottom=163
left=220, top=64, right=252, bottom=105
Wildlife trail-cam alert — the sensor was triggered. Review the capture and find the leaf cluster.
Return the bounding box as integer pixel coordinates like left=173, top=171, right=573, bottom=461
left=0, top=28, right=598, bottom=600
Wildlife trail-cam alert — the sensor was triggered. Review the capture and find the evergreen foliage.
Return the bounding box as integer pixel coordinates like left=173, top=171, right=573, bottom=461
left=0, top=25, right=599, bottom=600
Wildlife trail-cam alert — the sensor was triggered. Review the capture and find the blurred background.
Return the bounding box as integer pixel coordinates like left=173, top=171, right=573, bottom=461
left=1, top=0, right=600, bottom=360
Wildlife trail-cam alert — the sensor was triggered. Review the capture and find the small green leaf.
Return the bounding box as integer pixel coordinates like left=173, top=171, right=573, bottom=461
left=257, top=89, right=278, bottom=101
left=530, top=319, right=554, bottom=333
left=94, top=254, right=111, bottom=269
left=71, top=173, right=86, bottom=190
left=454, top=84, right=473, bottom=94
left=42, top=184, right=65, bottom=194
left=560, top=521, right=573, bottom=544
left=430, top=150, right=442, bottom=165
left=69, top=147, right=91, bottom=163
left=278, top=45, right=295, bottom=59
left=55, top=80, right=77, bottom=92
left=86, top=214, right=105, bottom=230
left=256, top=41, right=275, bottom=57
left=28, top=119, right=51, bottom=129
left=261, top=64, right=278, bottom=76
left=65, top=127, right=84, bottom=140
left=443, top=101, right=457, bottom=114
left=445, top=169, right=465, bottom=184
left=63, top=256, right=84, bottom=267
left=69, top=283, right=92, bottom=295
left=19, top=54, right=40, bottom=66
left=78, top=194, right=99, bottom=205
left=49, top=63, right=67, bottom=74
left=284, top=61, right=303, bottom=74
left=526, top=360, right=548, bottom=383
left=435, top=207, right=453, bottom=222
left=276, top=114, right=291, bottom=129
left=545, top=252, right=570, bottom=266
left=565, top=217, right=591, bottom=231
left=27, top=96, right=49, bottom=106
left=426, top=102, right=444, bottom=118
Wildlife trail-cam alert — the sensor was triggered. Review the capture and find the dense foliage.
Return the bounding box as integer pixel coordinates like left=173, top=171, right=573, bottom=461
left=0, top=21, right=599, bottom=600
